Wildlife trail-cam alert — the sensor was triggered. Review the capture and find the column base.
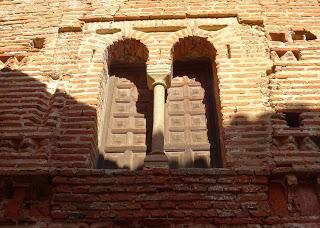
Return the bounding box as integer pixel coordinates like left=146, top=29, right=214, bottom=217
left=144, top=153, right=169, bottom=168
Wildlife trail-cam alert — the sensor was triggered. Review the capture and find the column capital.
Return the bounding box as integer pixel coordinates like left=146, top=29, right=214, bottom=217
left=146, top=64, right=172, bottom=90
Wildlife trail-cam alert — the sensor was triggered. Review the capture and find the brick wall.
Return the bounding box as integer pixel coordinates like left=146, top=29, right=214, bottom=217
left=1, top=0, right=320, bottom=170
left=0, top=0, right=320, bottom=225
left=1, top=169, right=320, bottom=226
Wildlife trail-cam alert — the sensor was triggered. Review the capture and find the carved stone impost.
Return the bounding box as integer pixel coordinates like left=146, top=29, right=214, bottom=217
left=146, top=64, right=172, bottom=90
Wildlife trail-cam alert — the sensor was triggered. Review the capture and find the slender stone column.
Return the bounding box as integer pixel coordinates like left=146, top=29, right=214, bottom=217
left=144, top=82, right=169, bottom=168
left=144, top=65, right=171, bottom=168
left=151, top=83, right=165, bottom=153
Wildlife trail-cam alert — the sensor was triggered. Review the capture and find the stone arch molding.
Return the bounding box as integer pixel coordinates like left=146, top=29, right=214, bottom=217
left=79, top=30, right=153, bottom=75
left=79, top=24, right=242, bottom=75
left=78, top=24, right=242, bottom=85
left=166, top=26, right=242, bottom=63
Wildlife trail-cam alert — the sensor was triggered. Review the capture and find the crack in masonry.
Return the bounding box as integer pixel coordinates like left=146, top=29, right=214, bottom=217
left=107, top=0, right=130, bottom=30
left=112, top=0, right=130, bottom=19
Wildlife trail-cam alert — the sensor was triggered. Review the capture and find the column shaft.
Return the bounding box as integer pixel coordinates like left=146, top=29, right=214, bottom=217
left=144, top=83, right=168, bottom=168
left=151, top=83, right=165, bottom=153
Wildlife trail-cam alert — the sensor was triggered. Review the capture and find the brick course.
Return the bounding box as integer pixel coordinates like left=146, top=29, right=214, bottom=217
left=1, top=169, right=320, bottom=226
left=1, top=0, right=320, bottom=226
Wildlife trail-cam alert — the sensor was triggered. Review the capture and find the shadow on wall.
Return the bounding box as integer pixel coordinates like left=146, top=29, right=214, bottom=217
left=167, top=102, right=320, bottom=169
left=224, top=104, right=320, bottom=170
left=0, top=67, right=98, bottom=169
left=97, top=63, right=153, bottom=170
left=169, top=58, right=223, bottom=169
left=98, top=88, right=320, bottom=170
left=0, top=67, right=319, bottom=171
left=0, top=67, right=99, bottom=221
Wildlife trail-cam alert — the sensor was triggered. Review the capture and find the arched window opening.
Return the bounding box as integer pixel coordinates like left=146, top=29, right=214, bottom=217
left=167, top=37, right=223, bottom=168
left=99, top=39, right=152, bottom=170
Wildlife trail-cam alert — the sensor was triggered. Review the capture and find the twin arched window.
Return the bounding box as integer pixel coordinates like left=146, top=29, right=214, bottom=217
left=99, top=37, right=223, bottom=169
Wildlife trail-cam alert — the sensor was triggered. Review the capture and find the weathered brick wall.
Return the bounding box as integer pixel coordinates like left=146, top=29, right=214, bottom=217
left=1, top=0, right=320, bottom=225
left=0, top=169, right=320, bottom=226
left=2, top=170, right=318, bottom=226
left=1, top=0, right=320, bottom=170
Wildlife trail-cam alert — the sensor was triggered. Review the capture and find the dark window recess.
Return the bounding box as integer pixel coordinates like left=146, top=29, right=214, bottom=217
left=284, top=112, right=301, bottom=127
left=226, top=44, right=231, bottom=59
left=311, top=136, right=320, bottom=147
left=171, top=59, right=223, bottom=168
left=3, top=179, right=13, bottom=199
left=292, top=50, right=301, bottom=60
left=32, top=37, right=45, bottom=49
left=269, top=33, right=286, bottom=42
left=275, top=50, right=286, bottom=58
left=292, top=33, right=305, bottom=41
left=305, top=31, right=317, bottom=40
left=292, top=30, right=317, bottom=41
